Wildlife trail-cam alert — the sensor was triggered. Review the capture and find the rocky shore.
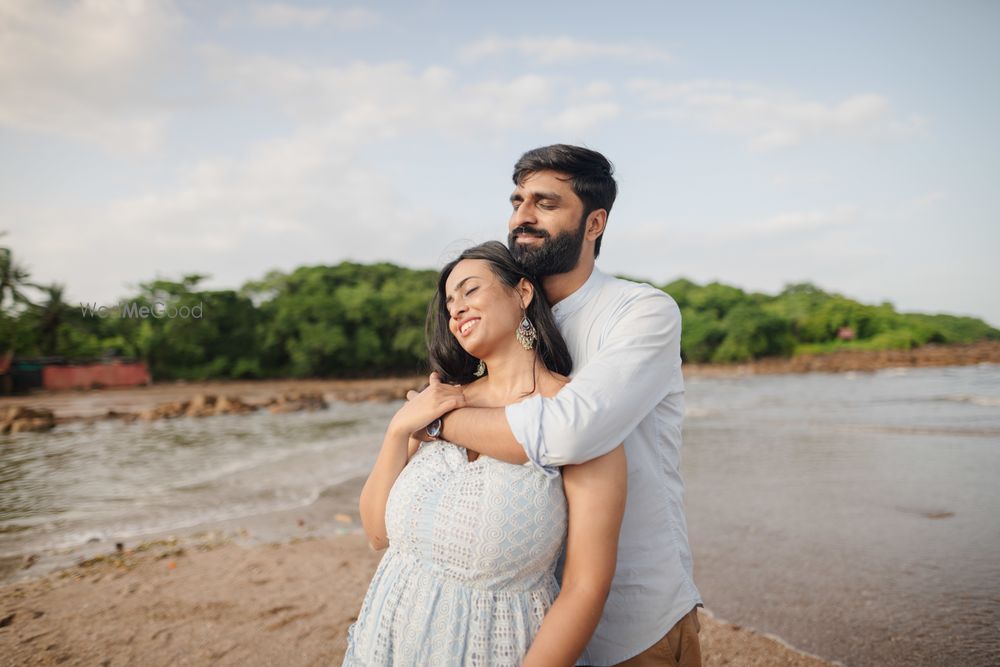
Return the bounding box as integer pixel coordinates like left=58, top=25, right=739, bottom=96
left=0, top=406, right=56, bottom=434
left=0, top=390, right=332, bottom=433
left=1, top=342, right=996, bottom=435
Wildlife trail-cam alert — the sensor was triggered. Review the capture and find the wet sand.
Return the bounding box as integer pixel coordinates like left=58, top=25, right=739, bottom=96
left=0, top=531, right=835, bottom=666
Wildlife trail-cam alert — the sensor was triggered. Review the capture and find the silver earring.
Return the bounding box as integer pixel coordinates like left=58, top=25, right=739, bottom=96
left=474, top=359, right=486, bottom=377
left=516, top=312, right=537, bottom=350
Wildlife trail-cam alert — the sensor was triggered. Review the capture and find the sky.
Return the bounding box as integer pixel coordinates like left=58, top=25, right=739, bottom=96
left=2, top=0, right=999, bottom=326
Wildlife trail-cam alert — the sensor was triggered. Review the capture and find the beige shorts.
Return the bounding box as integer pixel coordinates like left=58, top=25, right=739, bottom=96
left=584, top=607, right=702, bottom=667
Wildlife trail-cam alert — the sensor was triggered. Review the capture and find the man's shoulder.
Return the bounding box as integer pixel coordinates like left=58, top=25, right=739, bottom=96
left=602, top=273, right=680, bottom=314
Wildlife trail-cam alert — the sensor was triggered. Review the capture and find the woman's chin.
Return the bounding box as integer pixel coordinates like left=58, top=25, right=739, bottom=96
left=459, top=339, right=489, bottom=361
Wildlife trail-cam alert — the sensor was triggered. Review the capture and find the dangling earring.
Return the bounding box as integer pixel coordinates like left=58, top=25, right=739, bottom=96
left=516, top=311, right=537, bottom=350
left=474, top=359, right=486, bottom=377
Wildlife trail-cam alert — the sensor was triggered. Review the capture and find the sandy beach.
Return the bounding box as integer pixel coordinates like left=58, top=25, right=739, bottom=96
left=0, top=531, right=834, bottom=667
left=4, top=351, right=998, bottom=664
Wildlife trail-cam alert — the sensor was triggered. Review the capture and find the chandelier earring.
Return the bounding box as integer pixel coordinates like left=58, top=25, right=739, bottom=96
left=515, top=310, right=537, bottom=350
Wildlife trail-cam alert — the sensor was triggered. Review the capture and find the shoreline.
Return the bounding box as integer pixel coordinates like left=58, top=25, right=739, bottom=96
left=684, top=340, right=1000, bottom=377
left=0, top=531, right=837, bottom=667
left=1, top=342, right=997, bottom=421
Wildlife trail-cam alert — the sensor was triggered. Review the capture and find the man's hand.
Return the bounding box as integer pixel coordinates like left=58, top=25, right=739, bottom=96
left=388, top=372, right=464, bottom=440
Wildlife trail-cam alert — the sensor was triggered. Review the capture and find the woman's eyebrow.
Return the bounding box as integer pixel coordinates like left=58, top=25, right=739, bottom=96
left=445, top=275, right=481, bottom=301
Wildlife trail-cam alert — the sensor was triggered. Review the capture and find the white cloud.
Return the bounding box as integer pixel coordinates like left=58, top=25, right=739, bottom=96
left=200, top=47, right=607, bottom=140
left=911, top=191, right=947, bottom=208
left=629, top=79, right=925, bottom=151
left=9, top=130, right=479, bottom=304
left=4, top=36, right=625, bottom=301
left=770, top=170, right=831, bottom=188
left=250, top=4, right=379, bottom=29
left=461, top=35, right=672, bottom=65
left=602, top=206, right=878, bottom=304
left=0, top=0, right=181, bottom=153
left=544, top=102, right=621, bottom=134
left=681, top=206, right=861, bottom=245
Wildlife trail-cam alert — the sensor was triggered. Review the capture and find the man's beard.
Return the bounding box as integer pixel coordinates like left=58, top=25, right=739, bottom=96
left=508, top=215, right=587, bottom=277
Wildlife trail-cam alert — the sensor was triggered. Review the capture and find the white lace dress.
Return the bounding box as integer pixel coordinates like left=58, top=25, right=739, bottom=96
left=343, top=440, right=567, bottom=666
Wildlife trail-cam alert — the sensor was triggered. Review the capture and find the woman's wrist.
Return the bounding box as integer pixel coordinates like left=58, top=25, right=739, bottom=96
left=385, top=420, right=413, bottom=443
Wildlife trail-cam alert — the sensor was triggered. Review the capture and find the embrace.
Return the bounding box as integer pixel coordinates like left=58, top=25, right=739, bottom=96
left=343, top=145, right=702, bottom=667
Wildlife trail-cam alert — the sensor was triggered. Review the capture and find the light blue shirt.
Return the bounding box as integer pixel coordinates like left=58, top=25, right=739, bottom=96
left=505, top=267, right=702, bottom=666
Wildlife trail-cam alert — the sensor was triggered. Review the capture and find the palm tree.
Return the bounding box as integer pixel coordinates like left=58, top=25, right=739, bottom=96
left=36, top=283, right=70, bottom=355
left=0, top=236, right=35, bottom=313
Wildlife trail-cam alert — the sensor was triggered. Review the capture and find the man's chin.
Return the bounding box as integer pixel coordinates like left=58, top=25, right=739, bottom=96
left=509, top=246, right=540, bottom=264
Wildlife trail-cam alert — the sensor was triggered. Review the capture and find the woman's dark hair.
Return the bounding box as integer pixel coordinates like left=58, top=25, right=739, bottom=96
left=426, top=241, right=572, bottom=386
left=512, top=144, right=617, bottom=258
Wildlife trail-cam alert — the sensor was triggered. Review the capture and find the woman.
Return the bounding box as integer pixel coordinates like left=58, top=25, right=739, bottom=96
left=343, top=241, right=627, bottom=666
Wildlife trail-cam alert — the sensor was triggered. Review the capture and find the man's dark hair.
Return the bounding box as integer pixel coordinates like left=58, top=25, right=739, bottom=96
left=426, top=241, right=572, bottom=386
left=512, top=144, right=617, bottom=258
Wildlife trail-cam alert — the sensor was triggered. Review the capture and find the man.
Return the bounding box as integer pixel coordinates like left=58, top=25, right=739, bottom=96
left=425, top=144, right=702, bottom=666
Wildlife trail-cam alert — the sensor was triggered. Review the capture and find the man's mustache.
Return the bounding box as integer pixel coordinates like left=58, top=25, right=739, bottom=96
left=511, top=227, right=549, bottom=239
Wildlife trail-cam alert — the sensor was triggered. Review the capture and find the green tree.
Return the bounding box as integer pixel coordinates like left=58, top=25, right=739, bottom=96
left=711, top=303, right=795, bottom=363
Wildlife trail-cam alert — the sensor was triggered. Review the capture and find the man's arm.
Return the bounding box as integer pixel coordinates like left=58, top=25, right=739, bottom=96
left=438, top=406, right=527, bottom=464
left=441, top=288, right=682, bottom=470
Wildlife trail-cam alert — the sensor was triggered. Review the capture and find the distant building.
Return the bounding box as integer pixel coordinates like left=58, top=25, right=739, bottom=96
left=837, top=326, right=856, bottom=341
left=1, top=357, right=151, bottom=394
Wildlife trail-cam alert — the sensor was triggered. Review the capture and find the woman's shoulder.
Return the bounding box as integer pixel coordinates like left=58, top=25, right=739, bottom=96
left=459, top=372, right=568, bottom=401
left=537, top=372, right=569, bottom=399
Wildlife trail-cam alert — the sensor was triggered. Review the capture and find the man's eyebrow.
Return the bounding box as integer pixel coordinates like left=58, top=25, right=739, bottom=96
left=510, top=190, right=562, bottom=203
left=445, top=275, right=481, bottom=301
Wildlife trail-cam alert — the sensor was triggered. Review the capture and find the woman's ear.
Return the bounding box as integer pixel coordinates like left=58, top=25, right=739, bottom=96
left=517, top=278, right=535, bottom=310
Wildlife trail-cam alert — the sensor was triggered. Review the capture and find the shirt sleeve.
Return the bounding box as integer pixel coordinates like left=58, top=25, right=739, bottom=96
left=506, top=288, right=683, bottom=470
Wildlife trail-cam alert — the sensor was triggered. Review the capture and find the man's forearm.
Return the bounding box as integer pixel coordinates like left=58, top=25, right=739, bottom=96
left=440, top=406, right=528, bottom=464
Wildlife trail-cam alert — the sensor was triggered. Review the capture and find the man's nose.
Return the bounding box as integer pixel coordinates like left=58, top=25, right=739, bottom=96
left=511, top=202, right=536, bottom=227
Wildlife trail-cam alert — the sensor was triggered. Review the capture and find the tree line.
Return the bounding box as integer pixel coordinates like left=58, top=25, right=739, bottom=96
left=2, top=242, right=997, bottom=380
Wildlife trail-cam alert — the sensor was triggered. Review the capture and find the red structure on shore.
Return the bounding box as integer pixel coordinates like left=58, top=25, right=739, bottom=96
left=1, top=357, right=151, bottom=394
left=41, top=362, right=151, bottom=391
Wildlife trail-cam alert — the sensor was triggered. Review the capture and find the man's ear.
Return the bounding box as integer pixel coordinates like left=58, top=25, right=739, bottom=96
left=517, top=278, right=535, bottom=310
left=586, top=209, right=608, bottom=242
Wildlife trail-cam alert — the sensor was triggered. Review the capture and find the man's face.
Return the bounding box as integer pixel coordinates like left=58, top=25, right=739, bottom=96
left=507, top=170, right=588, bottom=277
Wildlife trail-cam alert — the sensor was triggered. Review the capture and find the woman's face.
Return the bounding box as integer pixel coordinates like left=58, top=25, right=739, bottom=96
left=444, top=259, right=526, bottom=358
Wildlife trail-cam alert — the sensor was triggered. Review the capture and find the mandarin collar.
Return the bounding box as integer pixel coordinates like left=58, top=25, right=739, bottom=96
left=550, top=266, right=607, bottom=324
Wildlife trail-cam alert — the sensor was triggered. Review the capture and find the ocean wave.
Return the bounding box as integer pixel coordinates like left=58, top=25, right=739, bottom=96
left=940, top=394, right=1000, bottom=408
left=0, top=488, right=325, bottom=559
left=836, top=423, right=1000, bottom=438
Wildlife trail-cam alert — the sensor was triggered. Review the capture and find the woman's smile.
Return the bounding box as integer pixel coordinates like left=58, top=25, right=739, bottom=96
left=458, top=317, right=481, bottom=337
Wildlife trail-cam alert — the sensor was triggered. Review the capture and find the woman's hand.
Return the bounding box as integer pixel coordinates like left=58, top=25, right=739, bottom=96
left=389, top=372, right=466, bottom=438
